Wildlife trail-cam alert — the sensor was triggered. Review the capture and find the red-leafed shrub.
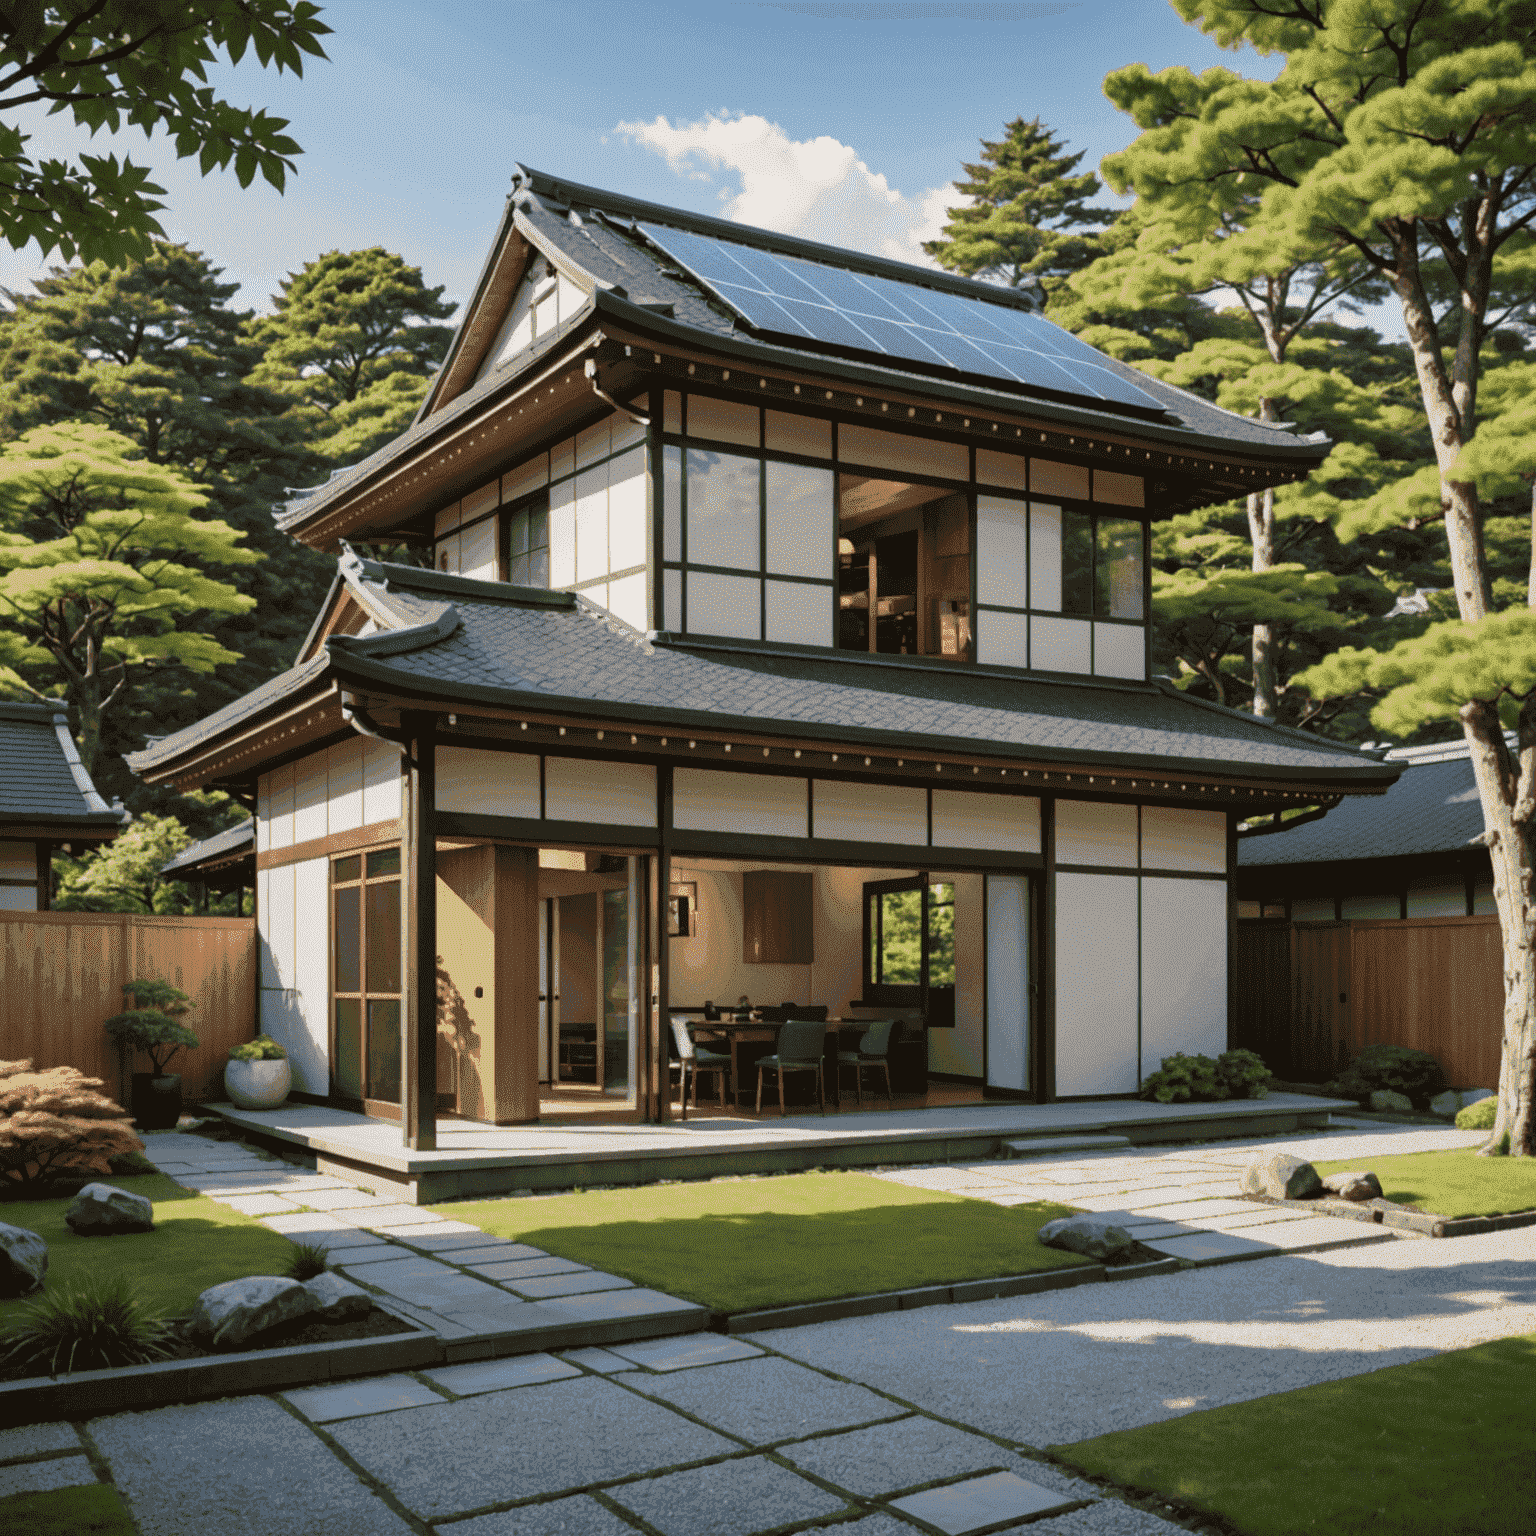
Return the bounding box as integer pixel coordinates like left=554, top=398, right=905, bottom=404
left=0, top=1059, right=144, bottom=1196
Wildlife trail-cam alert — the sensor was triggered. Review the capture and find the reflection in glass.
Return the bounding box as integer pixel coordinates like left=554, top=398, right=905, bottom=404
left=366, top=848, right=400, bottom=878
left=765, top=461, right=834, bottom=579
left=365, top=880, right=401, bottom=993
left=875, top=888, right=923, bottom=985
left=334, top=999, right=362, bottom=1099
left=1061, top=509, right=1094, bottom=615
left=333, top=855, right=360, bottom=884
left=927, top=882, right=956, bottom=986
left=663, top=445, right=681, bottom=561
left=333, top=887, right=360, bottom=993
left=687, top=449, right=760, bottom=569
left=602, top=885, right=631, bottom=1092
left=367, top=1000, right=401, bottom=1103
left=1096, top=518, right=1144, bottom=619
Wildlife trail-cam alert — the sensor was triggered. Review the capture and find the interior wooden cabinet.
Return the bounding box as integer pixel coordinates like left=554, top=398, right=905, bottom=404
left=743, top=870, right=814, bottom=965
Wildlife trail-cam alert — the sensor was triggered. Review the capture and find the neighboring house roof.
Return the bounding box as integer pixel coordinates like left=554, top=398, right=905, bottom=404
left=160, top=819, right=254, bottom=881
left=276, top=166, right=1331, bottom=547
left=128, top=556, right=1400, bottom=796
left=1238, top=739, right=1482, bottom=867
left=0, top=700, right=125, bottom=838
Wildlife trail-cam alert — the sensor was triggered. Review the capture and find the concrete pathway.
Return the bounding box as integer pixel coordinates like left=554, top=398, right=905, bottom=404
left=143, top=1131, right=706, bottom=1349
left=870, top=1118, right=1493, bottom=1265
left=3, top=1336, right=1186, bottom=1535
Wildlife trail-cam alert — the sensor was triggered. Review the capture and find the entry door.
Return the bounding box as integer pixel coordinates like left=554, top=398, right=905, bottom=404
left=985, top=874, right=1032, bottom=1093
left=538, top=899, right=551, bottom=1084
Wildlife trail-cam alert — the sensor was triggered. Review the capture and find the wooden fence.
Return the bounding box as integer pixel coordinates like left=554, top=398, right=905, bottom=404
left=1233, top=915, right=1504, bottom=1089
left=1, top=911, right=257, bottom=1106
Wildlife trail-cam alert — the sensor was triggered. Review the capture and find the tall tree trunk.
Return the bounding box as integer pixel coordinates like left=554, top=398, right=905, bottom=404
left=1248, top=398, right=1279, bottom=717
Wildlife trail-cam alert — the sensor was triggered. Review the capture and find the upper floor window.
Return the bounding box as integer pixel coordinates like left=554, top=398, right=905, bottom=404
left=502, top=493, right=550, bottom=587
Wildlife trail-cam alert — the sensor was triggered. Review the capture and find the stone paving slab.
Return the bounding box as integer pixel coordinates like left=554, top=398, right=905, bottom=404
left=560, top=1346, right=634, bottom=1372
left=778, top=1413, right=1014, bottom=1498
left=292, top=1188, right=401, bottom=1211
left=400, top=1227, right=518, bottom=1252
left=447, top=1493, right=648, bottom=1535
left=508, top=1271, right=634, bottom=1300
left=425, top=1353, right=581, bottom=1395
left=535, top=1288, right=709, bottom=1327
left=615, top=1358, right=904, bottom=1445
left=342, top=1255, right=511, bottom=1308
left=340, top=1203, right=445, bottom=1228
left=438, top=1240, right=551, bottom=1263
left=0, top=1421, right=83, bottom=1458
left=1128, top=1198, right=1263, bottom=1222
left=217, top=1192, right=302, bottom=1216
left=1136, top=1230, right=1274, bottom=1264
left=90, top=1395, right=417, bottom=1536
left=1214, top=1216, right=1396, bottom=1252
left=0, top=1457, right=97, bottom=1497
left=283, top=1373, right=448, bottom=1423
left=320, top=1238, right=400, bottom=1264
left=609, top=1336, right=764, bottom=1372
left=468, top=1256, right=586, bottom=1281
left=892, top=1469, right=1079, bottom=1534
left=326, top=1374, right=738, bottom=1518
left=607, top=1453, right=850, bottom=1536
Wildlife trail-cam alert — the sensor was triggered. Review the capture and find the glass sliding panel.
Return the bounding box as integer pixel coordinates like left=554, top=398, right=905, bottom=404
left=365, top=880, right=401, bottom=992
left=975, top=607, right=1027, bottom=668
left=602, top=886, right=630, bottom=1093
left=366, top=999, right=401, bottom=1103
left=985, top=875, right=1030, bottom=1092
left=927, top=882, right=955, bottom=986
left=333, top=887, right=360, bottom=993
left=686, top=570, right=760, bottom=640
left=686, top=449, right=760, bottom=569
left=976, top=495, right=1026, bottom=607
left=1094, top=622, right=1145, bottom=679
left=765, top=579, right=833, bottom=646
left=1031, top=615, right=1091, bottom=674
left=663, top=444, right=682, bottom=561
left=367, top=848, right=400, bottom=878
left=765, top=461, right=834, bottom=578
left=1096, top=518, right=1144, bottom=619
left=1028, top=503, right=1061, bottom=610
left=877, top=888, right=923, bottom=985
left=1061, top=509, right=1093, bottom=615
left=333, top=999, right=362, bottom=1099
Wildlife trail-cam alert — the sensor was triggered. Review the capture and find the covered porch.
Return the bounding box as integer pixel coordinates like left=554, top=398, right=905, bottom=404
left=207, top=1091, right=1341, bottom=1205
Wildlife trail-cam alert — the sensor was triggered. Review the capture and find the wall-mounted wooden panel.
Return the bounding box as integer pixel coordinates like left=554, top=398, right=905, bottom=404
left=743, top=870, right=814, bottom=965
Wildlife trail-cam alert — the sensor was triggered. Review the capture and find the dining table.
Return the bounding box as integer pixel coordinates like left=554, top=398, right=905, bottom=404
left=687, top=1017, right=883, bottom=1111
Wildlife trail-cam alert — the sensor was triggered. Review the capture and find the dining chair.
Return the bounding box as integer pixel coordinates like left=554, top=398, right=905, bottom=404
left=671, top=1016, right=731, bottom=1118
left=754, top=1018, right=827, bottom=1116
left=837, top=1019, right=895, bottom=1108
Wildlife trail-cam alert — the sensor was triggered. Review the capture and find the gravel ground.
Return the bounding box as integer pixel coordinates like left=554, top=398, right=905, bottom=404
left=748, top=1222, right=1536, bottom=1445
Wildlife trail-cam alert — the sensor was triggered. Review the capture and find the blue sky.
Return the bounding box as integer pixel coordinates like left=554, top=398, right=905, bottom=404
left=3, top=1, right=1312, bottom=325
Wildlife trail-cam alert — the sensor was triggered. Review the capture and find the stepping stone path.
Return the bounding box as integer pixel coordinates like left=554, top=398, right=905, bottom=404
left=138, top=1129, right=704, bottom=1346
left=7, top=1337, right=1185, bottom=1535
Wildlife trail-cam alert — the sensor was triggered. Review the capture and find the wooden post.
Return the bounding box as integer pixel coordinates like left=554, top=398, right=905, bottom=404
left=655, top=767, right=673, bottom=1123
left=34, top=839, right=50, bottom=912
left=402, top=711, right=437, bottom=1150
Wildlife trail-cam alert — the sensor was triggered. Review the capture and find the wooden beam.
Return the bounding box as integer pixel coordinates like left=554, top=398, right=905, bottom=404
left=403, top=712, right=438, bottom=1150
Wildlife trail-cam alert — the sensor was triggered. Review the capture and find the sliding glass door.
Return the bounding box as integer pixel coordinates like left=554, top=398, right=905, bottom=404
left=985, top=874, right=1033, bottom=1093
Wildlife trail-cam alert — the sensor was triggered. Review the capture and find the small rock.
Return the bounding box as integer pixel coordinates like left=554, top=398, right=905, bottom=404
left=1320, top=1170, right=1383, bottom=1202
left=0, top=1221, right=47, bottom=1298
left=1038, top=1214, right=1137, bottom=1260
left=1241, top=1152, right=1322, bottom=1201
left=191, top=1275, right=319, bottom=1349
left=302, top=1271, right=372, bottom=1322
left=1369, top=1089, right=1414, bottom=1113
left=1431, top=1087, right=1495, bottom=1118
left=64, top=1182, right=153, bottom=1235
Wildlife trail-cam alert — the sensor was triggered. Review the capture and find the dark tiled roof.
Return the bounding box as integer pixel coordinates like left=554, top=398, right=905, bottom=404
left=277, top=166, right=1329, bottom=538
left=0, top=701, right=124, bottom=832
left=128, top=560, right=1398, bottom=790
left=1239, top=745, right=1480, bottom=866
left=160, top=819, right=254, bottom=877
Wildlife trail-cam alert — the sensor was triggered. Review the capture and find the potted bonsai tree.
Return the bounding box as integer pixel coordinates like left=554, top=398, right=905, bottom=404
left=224, top=1035, right=291, bottom=1110
left=104, top=979, right=200, bottom=1130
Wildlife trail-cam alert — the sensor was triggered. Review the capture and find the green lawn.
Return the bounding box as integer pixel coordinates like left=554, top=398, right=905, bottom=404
left=0, top=1173, right=299, bottom=1327
left=434, top=1171, right=1081, bottom=1312
left=0, top=1485, right=135, bottom=1536
left=1052, top=1331, right=1536, bottom=1536
left=1312, top=1149, right=1536, bottom=1219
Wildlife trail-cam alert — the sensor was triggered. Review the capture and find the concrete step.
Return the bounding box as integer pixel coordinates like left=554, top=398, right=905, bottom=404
left=1002, top=1134, right=1132, bottom=1157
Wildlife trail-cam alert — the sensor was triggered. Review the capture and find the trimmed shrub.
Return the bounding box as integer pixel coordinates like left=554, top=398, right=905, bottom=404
left=1, top=1275, right=172, bottom=1376
left=0, top=1060, right=144, bottom=1196
left=228, top=1034, right=287, bottom=1063
left=1323, top=1044, right=1445, bottom=1108
left=1140, top=1050, right=1272, bottom=1104
left=1455, top=1095, right=1499, bottom=1131
left=103, top=979, right=199, bottom=1074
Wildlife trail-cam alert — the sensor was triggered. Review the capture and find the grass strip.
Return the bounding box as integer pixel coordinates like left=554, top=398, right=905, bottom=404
left=0, top=1173, right=299, bottom=1327
left=1052, top=1331, right=1536, bottom=1536
left=0, top=1484, right=135, bottom=1536
left=434, top=1170, right=1079, bottom=1311
left=1312, top=1149, right=1536, bottom=1219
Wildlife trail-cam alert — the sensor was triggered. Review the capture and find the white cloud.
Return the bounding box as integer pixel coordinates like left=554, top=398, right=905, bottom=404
left=615, top=112, right=955, bottom=266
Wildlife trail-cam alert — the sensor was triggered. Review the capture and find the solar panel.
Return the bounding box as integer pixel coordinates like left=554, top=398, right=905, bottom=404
left=637, top=222, right=1165, bottom=416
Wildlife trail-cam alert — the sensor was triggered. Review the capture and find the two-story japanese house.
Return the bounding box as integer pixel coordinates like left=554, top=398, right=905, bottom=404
left=128, top=167, right=1398, bottom=1147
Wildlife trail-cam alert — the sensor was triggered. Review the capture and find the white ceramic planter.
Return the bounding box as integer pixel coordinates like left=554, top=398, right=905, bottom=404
left=224, top=1057, right=292, bottom=1111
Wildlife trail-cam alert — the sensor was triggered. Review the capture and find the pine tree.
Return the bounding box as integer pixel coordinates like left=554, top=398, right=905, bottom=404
left=924, top=118, right=1113, bottom=296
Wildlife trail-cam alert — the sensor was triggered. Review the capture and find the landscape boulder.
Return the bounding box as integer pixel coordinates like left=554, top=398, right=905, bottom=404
left=1320, top=1170, right=1383, bottom=1202
left=0, top=1221, right=47, bottom=1297
left=1369, top=1089, right=1414, bottom=1113
left=64, top=1182, right=153, bottom=1235
left=302, top=1271, right=372, bottom=1322
left=1241, top=1153, right=1322, bottom=1201
left=1038, top=1214, right=1137, bottom=1261
left=1430, top=1088, right=1495, bottom=1119
left=190, top=1275, right=319, bottom=1348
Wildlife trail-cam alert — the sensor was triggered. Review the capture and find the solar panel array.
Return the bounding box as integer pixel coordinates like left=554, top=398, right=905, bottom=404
left=637, top=222, right=1164, bottom=415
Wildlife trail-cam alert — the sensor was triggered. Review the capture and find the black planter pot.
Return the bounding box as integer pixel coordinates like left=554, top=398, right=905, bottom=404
left=131, top=1072, right=183, bottom=1130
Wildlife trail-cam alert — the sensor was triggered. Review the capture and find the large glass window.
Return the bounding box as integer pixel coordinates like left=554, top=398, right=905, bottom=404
left=687, top=449, right=760, bottom=569
left=863, top=875, right=957, bottom=1020
left=502, top=493, right=549, bottom=587
left=331, top=847, right=401, bottom=1106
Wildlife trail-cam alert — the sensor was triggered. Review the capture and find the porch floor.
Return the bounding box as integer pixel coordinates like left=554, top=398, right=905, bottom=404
left=207, top=1092, right=1341, bottom=1205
